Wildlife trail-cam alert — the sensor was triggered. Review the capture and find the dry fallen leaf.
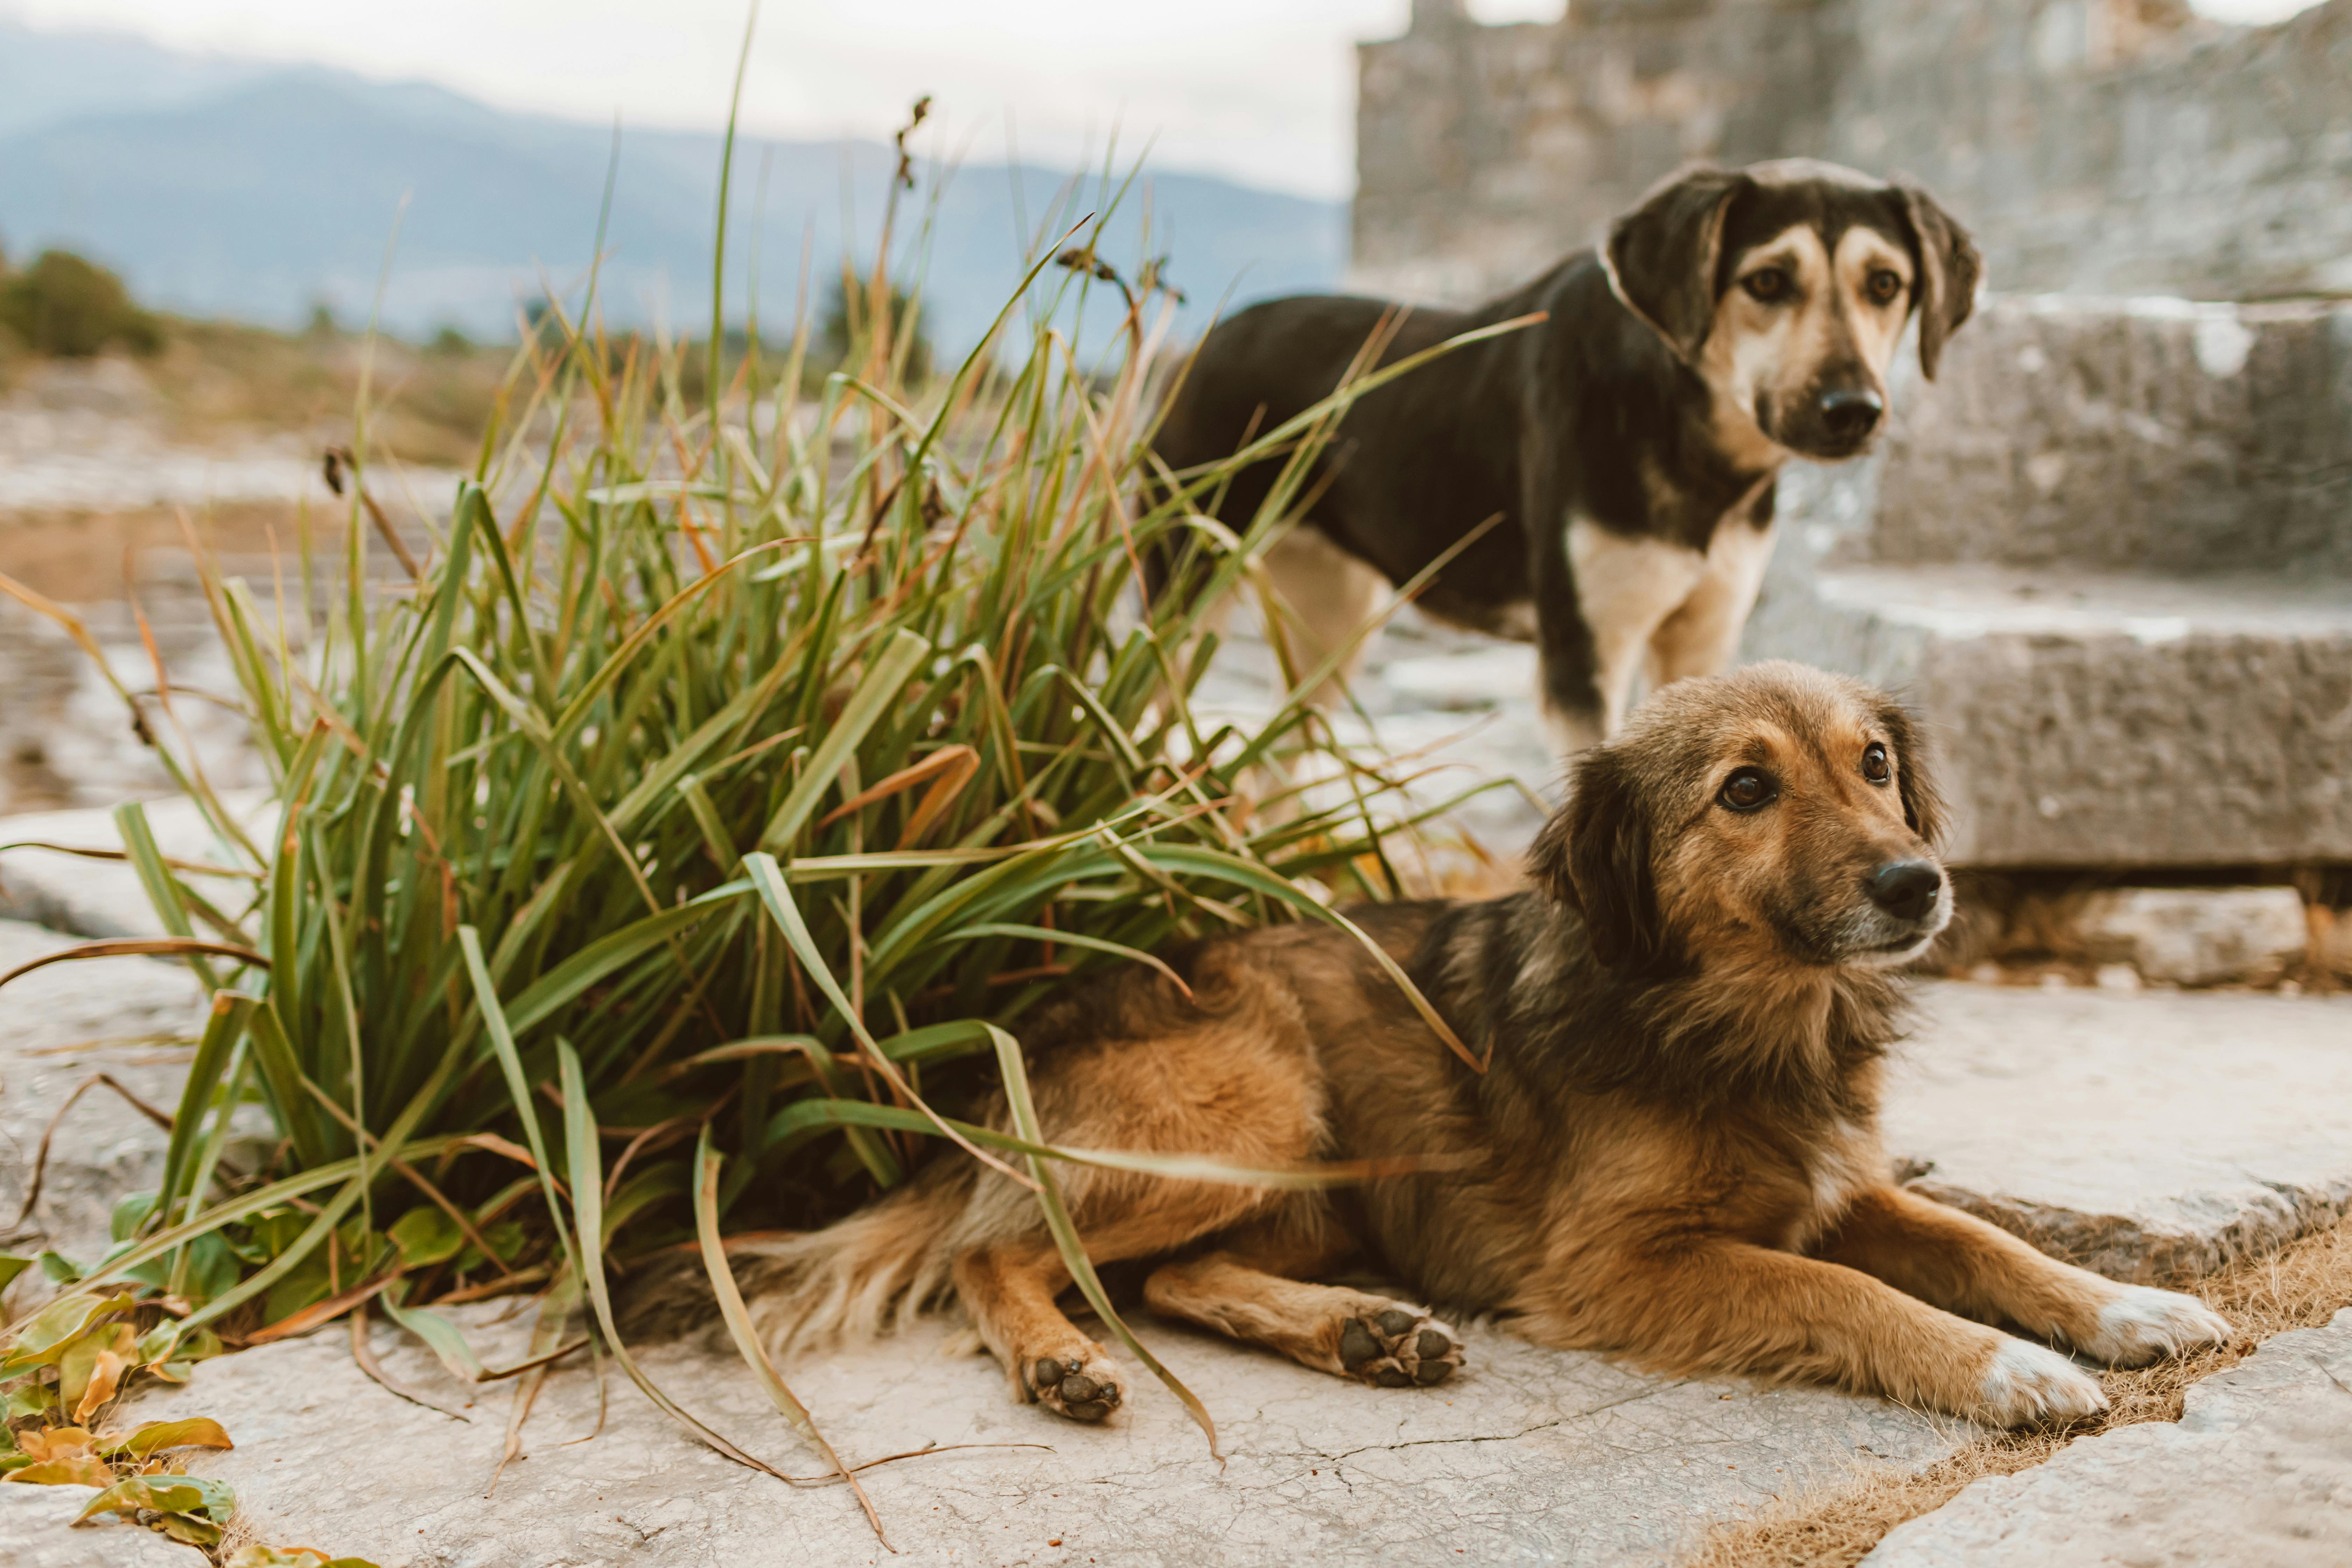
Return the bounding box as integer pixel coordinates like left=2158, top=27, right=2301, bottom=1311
left=7, top=1456, right=115, bottom=1487
left=14, top=1426, right=98, bottom=1463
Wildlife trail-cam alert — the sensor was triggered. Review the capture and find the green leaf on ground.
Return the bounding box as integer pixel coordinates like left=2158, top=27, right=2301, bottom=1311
left=386, top=1206, right=464, bottom=1269
left=0, top=1292, right=133, bottom=1376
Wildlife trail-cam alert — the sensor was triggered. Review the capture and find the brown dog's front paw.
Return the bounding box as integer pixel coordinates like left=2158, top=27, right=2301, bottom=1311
left=1970, top=1338, right=2107, bottom=1427
left=1023, top=1348, right=1125, bottom=1421
left=1338, top=1306, right=1464, bottom=1389
left=2077, top=1286, right=2232, bottom=1368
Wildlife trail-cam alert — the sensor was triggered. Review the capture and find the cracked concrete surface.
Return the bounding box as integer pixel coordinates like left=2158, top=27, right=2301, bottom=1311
left=120, top=1305, right=1967, bottom=1568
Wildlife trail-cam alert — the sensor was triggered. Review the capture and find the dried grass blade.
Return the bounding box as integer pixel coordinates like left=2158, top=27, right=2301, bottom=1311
left=693, top=1126, right=891, bottom=1548
left=0, top=940, right=269, bottom=993
left=945, top=922, right=1192, bottom=999
left=551, top=1040, right=822, bottom=1490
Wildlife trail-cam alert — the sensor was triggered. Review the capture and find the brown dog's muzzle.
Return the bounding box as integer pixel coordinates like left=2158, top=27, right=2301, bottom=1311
left=1865, top=859, right=1941, bottom=924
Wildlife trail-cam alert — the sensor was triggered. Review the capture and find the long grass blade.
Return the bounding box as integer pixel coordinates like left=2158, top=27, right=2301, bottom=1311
left=983, top=1023, right=1218, bottom=1459
left=692, top=1126, right=890, bottom=1546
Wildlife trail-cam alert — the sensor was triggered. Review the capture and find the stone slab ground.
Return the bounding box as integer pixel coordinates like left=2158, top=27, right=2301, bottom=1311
left=1864, top=1309, right=2352, bottom=1568
left=5, top=911, right=2349, bottom=1565
left=0, top=920, right=212, bottom=1272
left=1884, top=981, right=2352, bottom=1283
left=115, top=1304, right=1968, bottom=1568
left=0, top=1481, right=208, bottom=1568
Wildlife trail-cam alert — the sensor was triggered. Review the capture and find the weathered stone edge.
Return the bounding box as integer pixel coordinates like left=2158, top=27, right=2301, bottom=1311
left=1905, top=1172, right=2352, bottom=1286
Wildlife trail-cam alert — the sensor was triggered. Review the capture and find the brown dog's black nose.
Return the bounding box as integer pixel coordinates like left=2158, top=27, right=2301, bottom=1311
left=1818, top=387, right=1883, bottom=443
left=1866, top=860, right=1941, bottom=922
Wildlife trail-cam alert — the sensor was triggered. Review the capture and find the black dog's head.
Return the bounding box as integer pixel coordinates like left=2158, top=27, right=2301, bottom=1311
left=1602, top=159, right=1980, bottom=464
left=1530, top=661, right=1950, bottom=976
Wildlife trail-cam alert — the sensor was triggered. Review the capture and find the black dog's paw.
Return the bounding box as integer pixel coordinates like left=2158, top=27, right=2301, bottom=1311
left=1338, top=1304, right=1464, bottom=1388
left=1022, top=1347, right=1126, bottom=1421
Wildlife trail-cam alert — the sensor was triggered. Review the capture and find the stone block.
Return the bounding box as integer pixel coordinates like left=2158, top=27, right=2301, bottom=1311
left=1866, top=298, right=2352, bottom=578
left=1742, top=554, right=2352, bottom=867
left=0, top=1485, right=208, bottom=1568
left=1863, top=1309, right=2352, bottom=1567
left=2069, top=886, right=2310, bottom=985
left=1882, top=981, right=2352, bottom=1284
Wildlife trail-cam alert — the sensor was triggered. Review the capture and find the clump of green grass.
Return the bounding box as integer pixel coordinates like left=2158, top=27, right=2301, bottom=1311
left=0, top=98, right=1519, bottom=1546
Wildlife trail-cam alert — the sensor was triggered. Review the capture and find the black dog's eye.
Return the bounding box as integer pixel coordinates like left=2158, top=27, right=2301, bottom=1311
left=1718, top=768, right=1776, bottom=812
left=1865, top=269, right=1905, bottom=305
left=1743, top=268, right=1791, bottom=303
left=1862, top=743, right=1891, bottom=783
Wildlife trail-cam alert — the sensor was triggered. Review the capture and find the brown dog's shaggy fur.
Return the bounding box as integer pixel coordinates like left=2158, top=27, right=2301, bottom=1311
left=637, top=662, right=2227, bottom=1426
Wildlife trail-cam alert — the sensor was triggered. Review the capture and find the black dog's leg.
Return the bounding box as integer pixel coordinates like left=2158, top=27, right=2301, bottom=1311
left=1526, top=473, right=1606, bottom=757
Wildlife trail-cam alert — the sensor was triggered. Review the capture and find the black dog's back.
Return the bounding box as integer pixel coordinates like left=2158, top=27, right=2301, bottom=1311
left=1148, top=262, right=1604, bottom=636
left=1148, top=291, right=1533, bottom=621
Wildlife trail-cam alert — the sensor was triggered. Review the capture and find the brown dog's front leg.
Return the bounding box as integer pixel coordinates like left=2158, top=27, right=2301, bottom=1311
left=952, top=1242, right=1126, bottom=1422
left=1526, top=1241, right=2107, bottom=1426
left=1143, top=1251, right=1465, bottom=1388
left=1818, top=1185, right=2231, bottom=1368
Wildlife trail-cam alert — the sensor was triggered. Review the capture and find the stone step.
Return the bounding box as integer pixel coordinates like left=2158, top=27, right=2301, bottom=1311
left=1742, top=558, right=2352, bottom=867
left=1866, top=295, right=2352, bottom=578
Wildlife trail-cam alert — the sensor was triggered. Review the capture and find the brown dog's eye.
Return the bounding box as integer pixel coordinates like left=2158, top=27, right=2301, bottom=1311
left=1718, top=768, right=1776, bottom=812
left=1743, top=268, right=1791, bottom=303
left=1866, top=270, right=1904, bottom=305
left=1863, top=743, right=1891, bottom=783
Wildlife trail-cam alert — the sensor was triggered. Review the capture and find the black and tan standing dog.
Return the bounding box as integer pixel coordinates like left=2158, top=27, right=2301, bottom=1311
left=637, top=663, right=2227, bottom=1427
left=1150, top=159, right=1981, bottom=753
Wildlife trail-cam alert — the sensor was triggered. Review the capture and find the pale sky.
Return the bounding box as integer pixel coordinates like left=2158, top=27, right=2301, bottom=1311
left=0, top=0, right=2323, bottom=200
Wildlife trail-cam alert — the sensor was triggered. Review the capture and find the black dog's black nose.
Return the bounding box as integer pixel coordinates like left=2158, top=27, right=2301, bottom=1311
left=1818, top=387, right=1883, bottom=442
left=1866, top=860, right=1942, bottom=922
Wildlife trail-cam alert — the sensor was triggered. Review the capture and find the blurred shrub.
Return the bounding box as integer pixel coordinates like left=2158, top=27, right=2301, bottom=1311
left=0, top=249, right=163, bottom=358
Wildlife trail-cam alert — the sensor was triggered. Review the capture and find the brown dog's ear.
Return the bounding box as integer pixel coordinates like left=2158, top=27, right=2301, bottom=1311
left=1531, top=747, right=1664, bottom=971
left=1876, top=700, right=1947, bottom=847
left=1604, top=164, right=1751, bottom=364
left=1896, top=184, right=1981, bottom=380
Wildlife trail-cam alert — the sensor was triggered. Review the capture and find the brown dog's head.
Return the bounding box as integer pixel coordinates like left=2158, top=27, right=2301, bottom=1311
left=1529, top=661, right=1949, bottom=975
left=1603, top=159, right=1980, bottom=464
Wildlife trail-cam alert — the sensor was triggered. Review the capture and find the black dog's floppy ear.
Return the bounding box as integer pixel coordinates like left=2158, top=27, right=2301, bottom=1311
left=1896, top=184, right=1981, bottom=380
left=1875, top=698, right=1947, bottom=847
left=1603, top=163, right=1751, bottom=365
left=1530, top=747, right=1664, bottom=972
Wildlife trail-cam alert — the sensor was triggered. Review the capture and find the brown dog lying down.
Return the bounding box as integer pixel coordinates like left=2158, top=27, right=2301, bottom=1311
left=634, top=661, right=2227, bottom=1426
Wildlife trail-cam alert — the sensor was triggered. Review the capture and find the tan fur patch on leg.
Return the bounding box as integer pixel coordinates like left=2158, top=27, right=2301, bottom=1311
left=1145, top=1251, right=1464, bottom=1388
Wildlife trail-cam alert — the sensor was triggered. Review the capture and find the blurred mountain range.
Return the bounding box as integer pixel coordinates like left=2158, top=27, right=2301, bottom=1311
left=0, top=20, right=1346, bottom=349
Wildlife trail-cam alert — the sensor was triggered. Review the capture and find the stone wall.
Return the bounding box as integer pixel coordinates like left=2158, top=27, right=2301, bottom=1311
left=1354, top=0, right=2352, bottom=305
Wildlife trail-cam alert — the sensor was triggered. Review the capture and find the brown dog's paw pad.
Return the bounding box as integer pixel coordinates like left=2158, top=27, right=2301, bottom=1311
left=1338, top=1305, right=1464, bottom=1389
left=1024, top=1351, right=1125, bottom=1422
